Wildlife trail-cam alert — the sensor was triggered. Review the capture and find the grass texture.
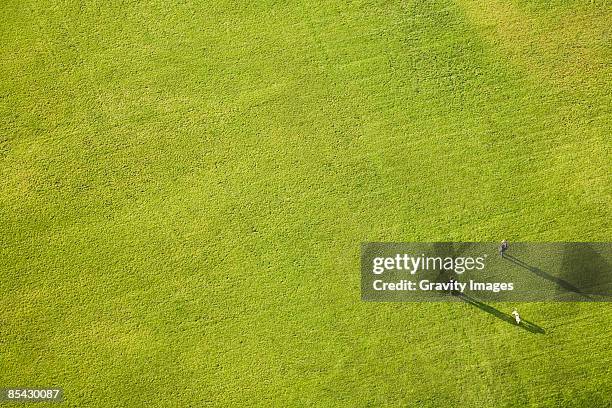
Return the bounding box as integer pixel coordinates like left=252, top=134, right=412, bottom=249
left=1, top=0, right=611, bottom=406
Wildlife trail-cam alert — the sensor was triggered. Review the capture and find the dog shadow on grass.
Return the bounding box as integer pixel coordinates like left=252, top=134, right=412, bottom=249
left=458, top=293, right=545, bottom=334
left=503, top=254, right=591, bottom=300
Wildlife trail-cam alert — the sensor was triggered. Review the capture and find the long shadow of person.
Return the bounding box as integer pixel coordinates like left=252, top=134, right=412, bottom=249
left=458, top=292, right=545, bottom=334
left=503, top=254, right=591, bottom=300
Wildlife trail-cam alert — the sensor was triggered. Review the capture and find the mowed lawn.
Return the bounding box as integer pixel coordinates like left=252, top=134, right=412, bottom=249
left=1, top=0, right=611, bottom=406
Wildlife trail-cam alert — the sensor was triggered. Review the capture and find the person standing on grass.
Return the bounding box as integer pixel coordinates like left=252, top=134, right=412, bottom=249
left=499, top=240, right=509, bottom=257
left=512, top=309, right=521, bottom=324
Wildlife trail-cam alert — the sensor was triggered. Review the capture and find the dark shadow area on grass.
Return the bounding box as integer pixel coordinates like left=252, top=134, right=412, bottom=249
left=458, top=293, right=545, bottom=334
left=432, top=242, right=456, bottom=286
left=504, top=254, right=592, bottom=300
left=432, top=242, right=474, bottom=287
left=559, top=243, right=612, bottom=299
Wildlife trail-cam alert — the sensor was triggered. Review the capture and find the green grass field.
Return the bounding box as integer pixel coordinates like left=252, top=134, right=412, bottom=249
left=1, top=0, right=611, bottom=406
